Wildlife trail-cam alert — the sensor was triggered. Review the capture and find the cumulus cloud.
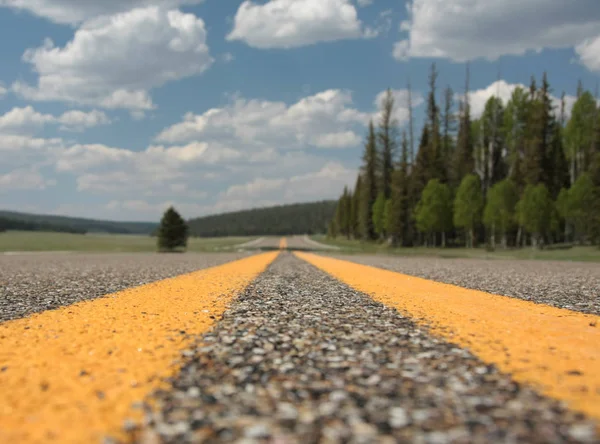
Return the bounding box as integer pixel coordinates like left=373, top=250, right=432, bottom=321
left=154, top=89, right=402, bottom=152
left=0, top=106, right=110, bottom=134
left=0, top=85, right=6, bottom=98
left=226, top=0, right=368, bottom=48
left=222, top=162, right=357, bottom=205
left=394, top=0, right=600, bottom=68
left=13, top=6, right=213, bottom=110
left=0, top=0, right=203, bottom=25
left=576, top=36, right=600, bottom=73
left=0, top=167, right=55, bottom=191
left=466, top=80, right=577, bottom=119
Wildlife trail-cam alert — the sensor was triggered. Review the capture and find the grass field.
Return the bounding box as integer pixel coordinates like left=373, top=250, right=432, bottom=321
left=312, top=235, right=600, bottom=262
left=0, top=231, right=256, bottom=253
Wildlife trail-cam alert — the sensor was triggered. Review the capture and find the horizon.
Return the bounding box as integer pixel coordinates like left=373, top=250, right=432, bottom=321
left=1, top=0, right=599, bottom=222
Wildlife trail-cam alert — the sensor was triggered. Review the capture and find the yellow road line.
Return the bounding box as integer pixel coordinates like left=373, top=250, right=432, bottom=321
left=279, top=237, right=288, bottom=249
left=295, top=252, right=600, bottom=422
left=0, top=252, right=278, bottom=444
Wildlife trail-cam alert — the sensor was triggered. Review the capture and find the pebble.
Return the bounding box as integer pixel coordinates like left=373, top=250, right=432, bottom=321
left=334, top=254, right=600, bottom=315
left=134, top=253, right=598, bottom=443
left=0, top=253, right=252, bottom=322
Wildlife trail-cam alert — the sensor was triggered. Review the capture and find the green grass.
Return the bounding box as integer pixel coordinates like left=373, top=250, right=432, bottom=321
left=0, top=231, right=256, bottom=253
left=312, top=235, right=600, bottom=262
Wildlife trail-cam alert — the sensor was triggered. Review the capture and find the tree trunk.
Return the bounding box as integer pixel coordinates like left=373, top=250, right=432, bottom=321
left=501, top=232, right=507, bottom=249
left=516, top=226, right=522, bottom=248
left=469, top=228, right=475, bottom=248
left=491, top=222, right=496, bottom=250
left=442, top=231, right=446, bottom=248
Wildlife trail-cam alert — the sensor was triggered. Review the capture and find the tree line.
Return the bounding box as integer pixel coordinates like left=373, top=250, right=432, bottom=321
left=329, top=65, right=600, bottom=249
left=0, top=216, right=87, bottom=234
left=188, top=201, right=336, bottom=237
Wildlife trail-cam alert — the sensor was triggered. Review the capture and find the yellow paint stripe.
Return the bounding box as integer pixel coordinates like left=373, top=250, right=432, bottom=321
left=295, top=252, right=600, bottom=422
left=279, top=237, right=288, bottom=249
left=0, top=252, right=278, bottom=444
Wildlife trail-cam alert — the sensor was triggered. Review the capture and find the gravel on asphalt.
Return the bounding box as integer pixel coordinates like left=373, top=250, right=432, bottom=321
left=325, top=254, right=600, bottom=316
left=134, top=253, right=597, bottom=443
left=0, top=252, right=251, bottom=322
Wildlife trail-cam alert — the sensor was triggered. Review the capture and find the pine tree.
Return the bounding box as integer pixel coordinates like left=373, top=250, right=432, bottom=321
left=415, top=179, right=453, bottom=247
left=372, top=192, right=387, bottom=238
left=327, top=219, right=338, bottom=239
left=412, top=125, right=431, bottom=201
left=565, top=90, right=597, bottom=183
left=407, top=78, right=415, bottom=166
left=388, top=131, right=411, bottom=246
left=378, top=89, right=397, bottom=199
left=351, top=175, right=362, bottom=238
left=483, top=179, right=519, bottom=249
left=504, top=86, right=529, bottom=193
left=453, top=174, right=483, bottom=248
left=452, top=63, right=474, bottom=187
left=475, top=96, right=505, bottom=197
left=384, top=198, right=393, bottom=239
left=522, top=74, right=553, bottom=187
left=426, top=63, right=445, bottom=182
left=517, top=183, right=553, bottom=248
left=442, top=85, right=456, bottom=175
left=157, top=206, right=189, bottom=252
left=334, top=187, right=352, bottom=239
left=568, top=173, right=597, bottom=243
left=360, top=121, right=378, bottom=240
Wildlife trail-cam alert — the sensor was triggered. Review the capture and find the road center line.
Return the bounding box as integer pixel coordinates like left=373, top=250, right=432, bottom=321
left=0, top=252, right=278, bottom=444
left=295, top=252, right=600, bottom=422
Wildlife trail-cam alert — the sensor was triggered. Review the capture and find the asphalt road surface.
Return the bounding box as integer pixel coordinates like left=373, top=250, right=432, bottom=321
left=238, top=235, right=338, bottom=251
left=0, top=249, right=598, bottom=443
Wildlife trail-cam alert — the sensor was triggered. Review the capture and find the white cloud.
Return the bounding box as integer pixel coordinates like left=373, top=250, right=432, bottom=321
left=0, top=167, right=55, bottom=191
left=156, top=89, right=378, bottom=151
left=373, top=89, right=423, bottom=126
left=0, top=85, right=6, bottom=98
left=226, top=0, right=367, bottom=49
left=0, top=106, right=110, bottom=134
left=57, top=109, right=111, bottom=131
left=357, top=0, right=373, bottom=6
left=13, top=6, right=213, bottom=110
left=467, top=80, right=577, bottom=119
left=576, top=36, right=600, bottom=73
left=222, top=161, right=357, bottom=205
left=0, top=0, right=203, bottom=25
left=394, top=0, right=600, bottom=66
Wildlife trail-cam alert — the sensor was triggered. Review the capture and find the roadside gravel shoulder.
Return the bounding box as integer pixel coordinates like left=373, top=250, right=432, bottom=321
left=135, top=253, right=597, bottom=443
left=0, top=252, right=252, bottom=322
left=324, top=254, right=600, bottom=316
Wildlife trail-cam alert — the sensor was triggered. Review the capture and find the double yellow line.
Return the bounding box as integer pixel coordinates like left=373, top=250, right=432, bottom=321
left=1, top=248, right=599, bottom=443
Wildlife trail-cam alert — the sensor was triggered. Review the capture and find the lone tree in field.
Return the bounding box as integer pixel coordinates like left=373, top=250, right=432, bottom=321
left=158, top=206, right=189, bottom=252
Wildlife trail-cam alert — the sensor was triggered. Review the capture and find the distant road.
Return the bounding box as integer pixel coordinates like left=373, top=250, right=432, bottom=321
left=237, top=235, right=339, bottom=251
left=234, top=237, right=266, bottom=248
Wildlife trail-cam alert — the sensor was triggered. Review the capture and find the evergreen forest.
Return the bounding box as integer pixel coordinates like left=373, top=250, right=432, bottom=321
left=329, top=64, right=600, bottom=249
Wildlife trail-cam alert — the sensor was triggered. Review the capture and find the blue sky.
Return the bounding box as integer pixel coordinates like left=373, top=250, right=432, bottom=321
left=0, top=0, right=599, bottom=222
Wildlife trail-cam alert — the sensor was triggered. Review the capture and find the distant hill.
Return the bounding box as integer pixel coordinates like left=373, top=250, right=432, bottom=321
left=187, top=201, right=337, bottom=237
left=0, top=211, right=157, bottom=235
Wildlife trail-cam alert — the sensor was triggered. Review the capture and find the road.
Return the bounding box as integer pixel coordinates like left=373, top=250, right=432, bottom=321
left=0, top=243, right=598, bottom=443
left=236, top=235, right=339, bottom=251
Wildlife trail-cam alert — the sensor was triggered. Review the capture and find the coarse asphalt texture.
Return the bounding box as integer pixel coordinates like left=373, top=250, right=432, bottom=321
left=0, top=252, right=252, bottom=322
left=325, top=254, right=600, bottom=316
left=135, top=253, right=597, bottom=443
